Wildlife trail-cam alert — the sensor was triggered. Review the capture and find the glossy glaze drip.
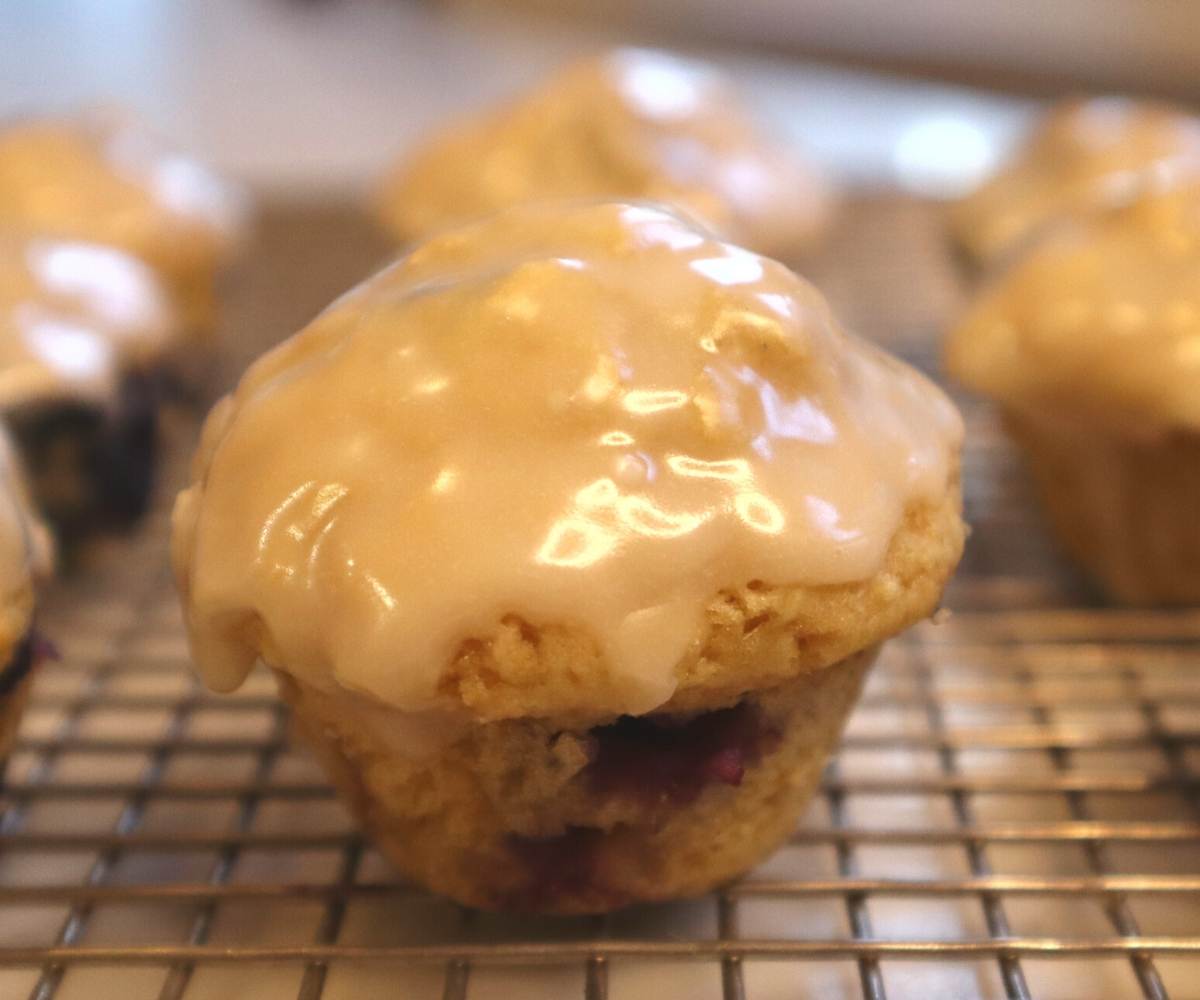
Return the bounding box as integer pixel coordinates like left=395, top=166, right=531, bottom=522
left=376, top=48, right=832, bottom=257
left=0, top=232, right=175, bottom=410
left=174, top=202, right=961, bottom=713
left=948, top=184, right=1200, bottom=435
left=953, top=97, right=1200, bottom=264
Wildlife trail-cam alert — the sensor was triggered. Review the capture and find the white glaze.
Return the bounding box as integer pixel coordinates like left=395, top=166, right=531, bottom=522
left=0, top=232, right=175, bottom=411
left=953, top=97, right=1200, bottom=265
left=174, top=202, right=961, bottom=714
left=0, top=114, right=248, bottom=326
left=376, top=49, right=834, bottom=257
left=948, top=184, right=1200, bottom=436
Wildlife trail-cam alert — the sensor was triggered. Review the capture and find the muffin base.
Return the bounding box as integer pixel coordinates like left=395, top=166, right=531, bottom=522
left=1008, top=413, right=1200, bottom=604
left=6, top=371, right=160, bottom=542
left=276, top=647, right=874, bottom=913
left=0, top=633, right=38, bottom=766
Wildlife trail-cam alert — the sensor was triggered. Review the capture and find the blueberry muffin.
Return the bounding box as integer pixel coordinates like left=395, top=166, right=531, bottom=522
left=0, top=112, right=249, bottom=340
left=375, top=49, right=834, bottom=259
left=174, top=202, right=964, bottom=912
left=946, top=184, right=1200, bottom=603
left=0, top=430, right=53, bottom=765
left=0, top=231, right=177, bottom=536
left=951, top=97, right=1200, bottom=268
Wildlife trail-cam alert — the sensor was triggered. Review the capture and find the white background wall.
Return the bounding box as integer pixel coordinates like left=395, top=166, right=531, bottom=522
left=0, top=0, right=1036, bottom=197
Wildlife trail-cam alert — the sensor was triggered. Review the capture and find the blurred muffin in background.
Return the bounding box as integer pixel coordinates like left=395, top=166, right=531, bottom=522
left=946, top=184, right=1200, bottom=604
left=950, top=97, right=1200, bottom=268
left=0, top=112, right=250, bottom=339
left=174, top=201, right=962, bottom=912
left=374, top=48, right=835, bottom=260
left=0, top=428, right=53, bottom=766
left=0, top=231, right=178, bottom=539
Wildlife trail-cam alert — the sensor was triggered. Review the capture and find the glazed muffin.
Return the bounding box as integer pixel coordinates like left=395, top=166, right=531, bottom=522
left=0, top=430, right=53, bottom=766
left=946, top=184, right=1200, bottom=604
left=0, top=231, right=177, bottom=537
left=375, top=48, right=834, bottom=259
left=173, top=202, right=964, bottom=912
left=950, top=97, right=1200, bottom=268
left=0, top=113, right=248, bottom=339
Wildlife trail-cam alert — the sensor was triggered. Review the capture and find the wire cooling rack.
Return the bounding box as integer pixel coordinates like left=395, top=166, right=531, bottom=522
left=1, top=199, right=1199, bottom=1000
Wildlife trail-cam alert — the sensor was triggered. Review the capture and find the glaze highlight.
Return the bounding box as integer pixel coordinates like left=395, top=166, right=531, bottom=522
left=174, top=202, right=960, bottom=714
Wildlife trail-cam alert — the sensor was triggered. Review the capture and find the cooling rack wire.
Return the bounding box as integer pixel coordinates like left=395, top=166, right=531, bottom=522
left=0, top=198, right=1198, bottom=1000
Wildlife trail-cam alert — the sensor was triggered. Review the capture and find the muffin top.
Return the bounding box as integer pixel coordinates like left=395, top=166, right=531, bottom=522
left=951, top=97, right=1200, bottom=265
left=0, top=231, right=176, bottom=411
left=0, top=114, right=247, bottom=297
left=946, top=184, right=1200, bottom=436
left=175, top=202, right=961, bottom=719
left=0, top=430, right=52, bottom=663
left=375, top=49, right=833, bottom=258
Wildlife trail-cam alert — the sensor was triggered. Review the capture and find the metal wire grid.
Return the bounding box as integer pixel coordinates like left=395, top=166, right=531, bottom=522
left=0, top=200, right=1198, bottom=999
left=0, top=426, right=1195, bottom=1000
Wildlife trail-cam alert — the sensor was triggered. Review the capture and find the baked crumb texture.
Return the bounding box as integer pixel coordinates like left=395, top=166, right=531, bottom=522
left=1008, top=416, right=1200, bottom=604
left=436, top=486, right=963, bottom=724
left=279, top=647, right=872, bottom=913
left=273, top=486, right=961, bottom=912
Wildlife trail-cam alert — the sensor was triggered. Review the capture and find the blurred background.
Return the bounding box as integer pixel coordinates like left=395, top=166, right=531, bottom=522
left=4, top=8, right=1200, bottom=1000
left=4, top=0, right=1196, bottom=202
